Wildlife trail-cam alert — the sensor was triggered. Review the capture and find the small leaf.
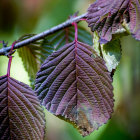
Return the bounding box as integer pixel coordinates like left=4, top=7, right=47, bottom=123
left=101, top=39, right=122, bottom=72
left=18, top=35, right=42, bottom=86
left=0, top=75, right=45, bottom=139
left=18, top=34, right=54, bottom=88
left=93, top=31, right=100, bottom=56
left=35, top=41, right=114, bottom=136
left=93, top=33, right=122, bottom=72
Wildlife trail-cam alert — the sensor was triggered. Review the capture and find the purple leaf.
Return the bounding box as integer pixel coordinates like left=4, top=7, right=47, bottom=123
left=35, top=41, right=114, bottom=136
left=129, top=0, right=140, bottom=40
left=87, top=0, right=140, bottom=43
left=0, top=75, right=45, bottom=139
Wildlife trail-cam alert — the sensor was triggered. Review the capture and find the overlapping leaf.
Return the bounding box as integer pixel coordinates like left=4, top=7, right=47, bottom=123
left=101, top=39, right=122, bottom=72
left=0, top=75, right=45, bottom=139
left=18, top=34, right=54, bottom=88
left=87, top=0, right=140, bottom=43
left=35, top=41, right=114, bottom=136
left=93, top=32, right=122, bottom=73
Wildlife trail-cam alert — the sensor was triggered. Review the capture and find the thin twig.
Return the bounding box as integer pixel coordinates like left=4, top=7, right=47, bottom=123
left=0, top=13, right=87, bottom=56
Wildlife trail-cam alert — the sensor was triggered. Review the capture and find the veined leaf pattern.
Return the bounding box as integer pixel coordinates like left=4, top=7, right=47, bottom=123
left=129, top=0, right=140, bottom=40
left=18, top=34, right=54, bottom=88
left=87, top=0, right=140, bottom=43
left=35, top=41, right=114, bottom=136
left=0, top=75, right=45, bottom=140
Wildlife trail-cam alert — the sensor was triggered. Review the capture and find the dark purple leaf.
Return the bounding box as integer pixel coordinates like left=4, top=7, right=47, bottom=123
left=87, top=0, right=130, bottom=43
left=129, top=0, right=140, bottom=40
left=35, top=41, right=114, bottom=136
left=87, top=0, right=140, bottom=42
left=0, top=75, right=45, bottom=140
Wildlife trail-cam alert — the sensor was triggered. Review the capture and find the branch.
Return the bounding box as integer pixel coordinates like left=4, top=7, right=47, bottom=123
left=0, top=13, right=87, bottom=56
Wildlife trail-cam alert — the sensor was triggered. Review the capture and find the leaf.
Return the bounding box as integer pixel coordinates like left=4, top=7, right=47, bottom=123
left=40, top=39, right=54, bottom=62
left=35, top=41, right=114, bottom=136
left=18, top=34, right=54, bottom=88
left=93, top=31, right=100, bottom=56
left=87, top=0, right=130, bottom=43
left=0, top=75, right=45, bottom=139
left=129, top=0, right=140, bottom=40
left=87, top=0, right=140, bottom=42
left=18, top=34, right=42, bottom=86
left=101, top=39, right=122, bottom=72
left=47, top=26, right=93, bottom=51
left=93, top=32, right=122, bottom=72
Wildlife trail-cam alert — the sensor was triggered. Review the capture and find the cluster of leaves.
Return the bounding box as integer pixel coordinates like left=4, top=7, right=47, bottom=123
left=87, top=0, right=140, bottom=43
left=0, top=0, right=140, bottom=139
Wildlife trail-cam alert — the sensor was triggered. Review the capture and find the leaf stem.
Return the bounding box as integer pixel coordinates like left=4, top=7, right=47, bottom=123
left=7, top=42, right=16, bottom=77
left=7, top=56, right=12, bottom=77
left=72, top=22, right=78, bottom=42
left=72, top=18, right=86, bottom=42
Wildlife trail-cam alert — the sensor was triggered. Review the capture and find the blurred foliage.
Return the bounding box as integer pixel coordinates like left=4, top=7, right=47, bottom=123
left=0, top=0, right=45, bottom=33
left=0, top=0, right=18, bottom=33
left=0, top=0, right=140, bottom=140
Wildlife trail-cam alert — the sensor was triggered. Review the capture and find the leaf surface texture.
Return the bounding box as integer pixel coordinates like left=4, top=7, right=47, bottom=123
left=87, top=0, right=140, bottom=42
left=35, top=41, right=114, bottom=136
left=0, top=75, right=45, bottom=140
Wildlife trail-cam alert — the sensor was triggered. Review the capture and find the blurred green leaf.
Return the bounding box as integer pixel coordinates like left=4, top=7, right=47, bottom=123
left=17, top=34, right=52, bottom=88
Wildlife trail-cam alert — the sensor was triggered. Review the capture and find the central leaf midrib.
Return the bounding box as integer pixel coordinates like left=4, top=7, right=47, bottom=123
left=75, top=41, right=79, bottom=122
